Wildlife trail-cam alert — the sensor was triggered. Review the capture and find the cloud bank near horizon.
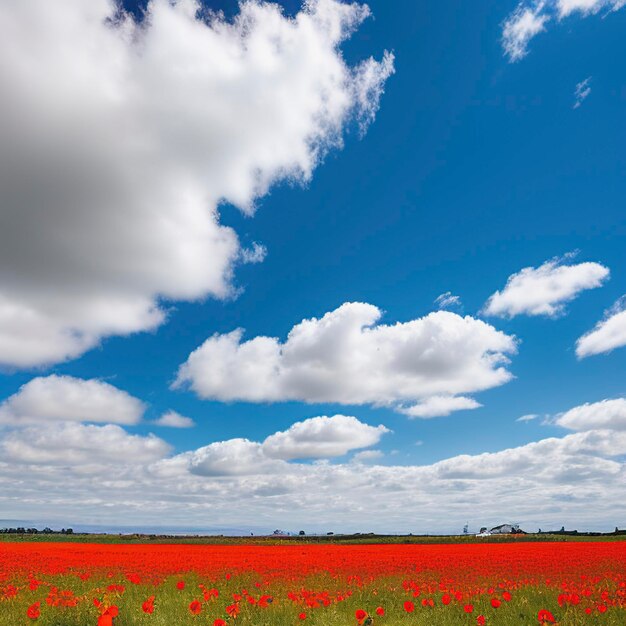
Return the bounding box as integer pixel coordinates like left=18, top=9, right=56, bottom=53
left=0, top=372, right=624, bottom=532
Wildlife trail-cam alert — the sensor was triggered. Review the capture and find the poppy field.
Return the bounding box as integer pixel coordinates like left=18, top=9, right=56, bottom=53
left=1, top=541, right=625, bottom=625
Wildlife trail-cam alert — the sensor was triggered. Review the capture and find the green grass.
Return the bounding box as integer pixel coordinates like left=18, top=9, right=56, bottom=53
left=1, top=572, right=623, bottom=626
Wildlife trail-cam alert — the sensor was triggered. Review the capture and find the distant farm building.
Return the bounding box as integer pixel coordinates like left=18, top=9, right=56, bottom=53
left=477, top=523, right=526, bottom=536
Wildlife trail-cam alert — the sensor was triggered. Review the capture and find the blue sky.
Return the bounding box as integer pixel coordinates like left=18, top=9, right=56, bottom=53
left=0, top=0, right=625, bottom=534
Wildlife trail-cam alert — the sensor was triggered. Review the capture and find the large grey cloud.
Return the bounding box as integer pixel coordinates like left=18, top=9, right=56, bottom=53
left=174, top=302, right=517, bottom=416
left=0, top=0, right=393, bottom=368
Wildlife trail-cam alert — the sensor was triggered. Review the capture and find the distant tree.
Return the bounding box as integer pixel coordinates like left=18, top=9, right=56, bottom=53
left=326, top=532, right=334, bottom=536
left=299, top=530, right=305, bottom=536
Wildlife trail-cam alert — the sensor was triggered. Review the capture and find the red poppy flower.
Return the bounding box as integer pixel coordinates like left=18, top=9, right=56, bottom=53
left=490, top=598, right=501, bottom=608
left=189, top=600, right=202, bottom=615
left=298, top=612, right=307, bottom=620
left=97, top=616, right=113, bottom=626
left=142, top=596, right=155, bottom=614
left=355, top=609, right=367, bottom=620
left=375, top=607, right=384, bottom=616
left=464, top=604, right=474, bottom=613
left=503, top=591, right=512, bottom=602
left=26, top=602, right=40, bottom=619
left=442, top=593, right=451, bottom=605
left=403, top=600, right=414, bottom=613
left=176, top=581, right=185, bottom=590
left=477, top=616, right=486, bottom=625
left=537, top=609, right=556, bottom=624
left=213, top=621, right=226, bottom=626
left=226, top=603, right=239, bottom=617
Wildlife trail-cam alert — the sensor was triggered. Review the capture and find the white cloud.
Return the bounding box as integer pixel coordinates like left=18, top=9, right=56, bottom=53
left=398, top=396, right=481, bottom=419
left=557, top=0, right=624, bottom=17
left=516, top=413, right=539, bottom=422
left=434, top=292, right=462, bottom=311
left=573, top=76, right=592, bottom=109
left=240, top=243, right=268, bottom=265
left=174, top=302, right=517, bottom=412
left=0, top=0, right=393, bottom=368
left=1, top=412, right=625, bottom=532
left=158, top=415, right=388, bottom=477
left=556, top=398, right=626, bottom=431
left=154, top=410, right=195, bottom=429
left=502, top=2, right=549, bottom=62
left=181, top=439, right=287, bottom=477
left=0, top=375, right=145, bottom=426
left=351, top=449, right=384, bottom=463
left=432, top=429, right=626, bottom=482
left=262, top=414, right=389, bottom=460
left=502, top=0, right=625, bottom=60
left=483, top=255, right=609, bottom=318
left=576, top=297, right=626, bottom=358
left=1, top=422, right=169, bottom=466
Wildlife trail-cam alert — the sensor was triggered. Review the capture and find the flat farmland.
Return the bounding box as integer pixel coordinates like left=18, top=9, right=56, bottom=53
left=1, top=541, right=625, bottom=625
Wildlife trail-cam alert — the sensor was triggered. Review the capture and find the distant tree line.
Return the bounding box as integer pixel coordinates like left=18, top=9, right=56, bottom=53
left=0, top=527, right=74, bottom=534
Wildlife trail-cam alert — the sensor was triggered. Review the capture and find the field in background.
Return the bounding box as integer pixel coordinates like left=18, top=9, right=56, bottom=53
left=1, top=532, right=626, bottom=545
left=1, top=541, right=625, bottom=625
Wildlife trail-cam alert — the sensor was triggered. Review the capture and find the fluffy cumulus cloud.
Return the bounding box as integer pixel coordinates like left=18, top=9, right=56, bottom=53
left=262, top=414, right=389, bottom=460
left=175, top=439, right=287, bottom=477
left=576, top=297, right=626, bottom=358
left=0, top=422, right=170, bottom=467
left=174, top=302, right=517, bottom=416
left=483, top=256, right=609, bottom=318
left=556, top=398, right=626, bottom=431
left=432, top=429, right=626, bottom=482
left=158, top=414, right=389, bottom=477
left=154, top=410, right=195, bottom=428
left=502, top=0, right=625, bottom=61
left=0, top=0, right=393, bottom=368
left=1, top=406, right=625, bottom=532
left=0, top=375, right=145, bottom=426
